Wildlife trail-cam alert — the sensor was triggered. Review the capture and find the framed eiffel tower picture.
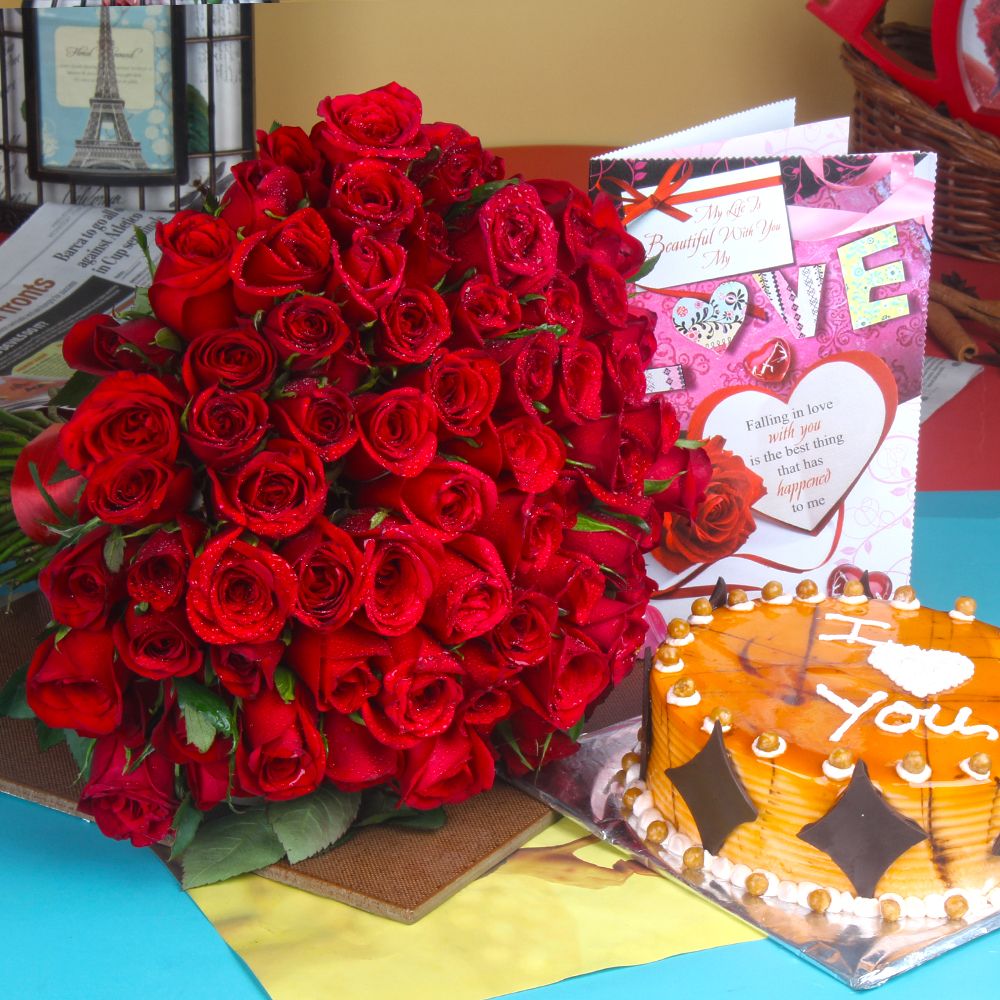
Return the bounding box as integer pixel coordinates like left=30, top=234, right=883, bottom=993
left=22, top=5, right=187, bottom=186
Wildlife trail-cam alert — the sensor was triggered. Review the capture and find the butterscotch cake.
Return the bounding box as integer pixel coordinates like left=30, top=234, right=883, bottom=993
left=621, top=581, right=1000, bottom=922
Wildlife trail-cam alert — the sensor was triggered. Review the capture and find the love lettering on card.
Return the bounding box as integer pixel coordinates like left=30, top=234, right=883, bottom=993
left=591, top=105, right=936, bottom=611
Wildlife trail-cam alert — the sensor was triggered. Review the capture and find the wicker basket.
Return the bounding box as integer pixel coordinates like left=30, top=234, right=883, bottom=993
left=843, top=24, right=1000, bottom=262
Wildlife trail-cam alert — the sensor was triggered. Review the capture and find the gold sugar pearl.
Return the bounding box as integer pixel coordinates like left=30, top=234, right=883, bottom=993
left=945, top=894, right=969, bottom=921
left=727, top=589, right=749, bottom=607
left=808, top=888, right=832, bottom=914
left=682, top=846, right=705, bottom=871
left=901, top=750, right=927, bottom=775
left=843, top=579, right=865, bottom=598
left=621, top=751, right=641, bottom=771
left=756, top=731, right=781, bottom=753
left=672, top=676, right=696, bottom=699
left=655, top=644, right=680, bottom=667
left=645, top=820, right=669, bottom=846
left=691, top=597, right=713, bottom=617
left=622, top=787, right=642, bottom=812
left=744, top=872, right=769, bottom=897
left=880, top=897, right=902, bottom=923
left=612, top=769, right=626, bottom=786
left=969, top=752, right=992, bottom=776
left=894, top=585, right=916, bottom=603
left=709, top=706, right=733, bottom=728
left=667, top=618, right=691, bottom=640
left=955, top=596, right=977, bottom=616
left=796, top=579, right=819, bottom=599
left=828, top=747, right=854, bottom=770
left=761, top=580, right=783, bottom=601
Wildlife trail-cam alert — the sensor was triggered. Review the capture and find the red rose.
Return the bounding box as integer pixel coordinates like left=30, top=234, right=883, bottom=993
left=59, top=372, right=183, bottom=476
left=154, top=697, right=232, bottom=767
left=412, top=122, right=504, bottom=207
left=454, top=183, right=558, bottom=294
left=149, top=210, right=236, bottom=339
left=286, top=623, right=386, bottom=712
left=499, top=709, right=577, bottom=777
left=185, top=757, right=237, bottom=812
left=181, top=325, right=278, bottom=395
left=498, top=415, right=566, bottom=492
left=362, top=631, right=465, bottom=748
left=126, top=518, right=203, bottom=612
left=398, top=722, right=495, bottom=810
left=229, top=207, right=333, bottom=313
left=211, top=641, right=284, bottom=699
left=80, top=456, right=193, bottom=527
left=521, top=273, right=583, bottom=337
left=269, top=379, right=358, bottom=462
left=423, top=534, right=512, bottom=645
left=656, top=436, right=765, bottom=571
left=26, top=630, right=122, bottom=737
left=489, top=332, right=559, bottom=415
left=578, top=260, right=629, bottom=334
left=402, top=208, right=456, bottom=287
left=114, top=607, right=203, bottom=680
left=563, top=520, right=647, bottom=602
left=220, top=160, right=306, bottom=235
left=349, top=387, right=438, bottom=478
left=426, top=349, right=500, bottom=435
left=329, top=230, right=406, bottom=321
left=450, top=275, right=521, bottom=343
left=62, top=314, right=173, bottom=376
left=261, top=296, right=350, bottom=368
left=12, top=425, right=83, bottom=544
left=552, top=337, right=603, bottom=424
left=39, top=528, right=123, bottom=629
left=184, top=386, right=270, bottom=468
left=494, top=590, right=559, bottom=667
left=313, top=81, right=428, bottom=163
left=256, top=124, right=327, bottom=204
left=592, top=310, right=657, bottom=410
left=647, top=442, right=712, bottom=518
left=280, top=517, right=368, bottom=630
left=186, top=528, right=298, bottom=644
left=235, top=686, right=327, bottom=801
left=481, top=494, right=566, bottom=576
left=209, top=438, right=327, bottom=540
left=79, top=735, right=177, bottom=847
left=375, top=284, right=450, bottom=364
left=324, top=711, right=400, bottom=793
left=576, top=594, right=648, bottom=684
left=357, top=460, right=497, bottom=540
left=517, top=630, right=609, bottom=730
left=324, top=159, right=420, bottom=239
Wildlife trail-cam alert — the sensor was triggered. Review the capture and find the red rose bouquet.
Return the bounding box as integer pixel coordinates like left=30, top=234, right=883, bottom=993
left=0, top=83, right=708, bottom=886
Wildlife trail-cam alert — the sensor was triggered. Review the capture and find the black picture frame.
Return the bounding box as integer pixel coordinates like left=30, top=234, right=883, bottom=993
left=22, top=5, right=188, bottom=187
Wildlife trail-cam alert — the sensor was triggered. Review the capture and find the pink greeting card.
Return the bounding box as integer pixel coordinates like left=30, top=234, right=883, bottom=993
left=591, top=105, right=936, bottom=612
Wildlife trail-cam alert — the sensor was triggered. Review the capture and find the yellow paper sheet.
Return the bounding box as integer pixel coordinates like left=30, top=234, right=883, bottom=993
left=189, top=817, right=761, bottom=1000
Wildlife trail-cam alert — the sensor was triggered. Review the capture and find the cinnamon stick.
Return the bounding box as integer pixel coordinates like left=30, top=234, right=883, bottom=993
left=930, top=281, right=1000, bottom=332
left=927, top=301, right=977, bottom=362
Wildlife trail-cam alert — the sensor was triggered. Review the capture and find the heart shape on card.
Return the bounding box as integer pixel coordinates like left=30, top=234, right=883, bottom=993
left=744, top=337, right=792, bottom=384
left=672, top=280, right=749, bottom=351
left=688, top=352, right=898, bottom=534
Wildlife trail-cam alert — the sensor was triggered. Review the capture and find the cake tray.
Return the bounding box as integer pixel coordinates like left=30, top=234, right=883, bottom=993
left=511, top=717, right=1000, bottom=990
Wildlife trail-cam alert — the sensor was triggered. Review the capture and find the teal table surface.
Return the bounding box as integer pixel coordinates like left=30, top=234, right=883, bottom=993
left=2, top=491, right=999, bottom=1000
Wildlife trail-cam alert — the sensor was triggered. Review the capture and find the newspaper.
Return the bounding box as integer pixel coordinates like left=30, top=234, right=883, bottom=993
left=0, top=203, right=165, bottom=410
left=920, top=355, right=983, bottom=423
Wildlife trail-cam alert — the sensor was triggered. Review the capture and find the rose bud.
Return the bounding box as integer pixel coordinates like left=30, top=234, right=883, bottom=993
left=480, top=493, right=567, bottom=577
left=398, top=722, right=496, bottom=810
left=521, top=272, right=583, bottom=337
left=425, top=349, right=501, bottom=436
left=149, top=209, right=236, bottom=339
left=261, top=295, right=350, bottom=368
left=286, top=622, right=386, bottom=713
left=498, top=415, right=566, bottom=493
left=577, top=259, right=629, bottom=334
left=80, top=456, right=193, bottom=528
left=78, top=735, right=177, bottom=847
left=280, top=517, right=368, bottom=630
left=329, top=229, right=407, bottom=322
left=114, top=607, right=203, bottom=681
left=230, top=207, right=333, bottom=313
left=498, top=708, right=578, bottom=777
left=185, top=756, right=236, bottom=813
left=324, top=158, right=420, bottom=239
left=235, top=686, right=327, bottom=801
left=581, top=191, right=646, bottom=276
left=184, top=385, right=270, bottom=468
left=59, top=372, right=183, bottom=476
left=220, top=160, right=306, bottom=235
left=412, top=122, right=504, bottom=208
left=39, top=528, right=124, bottom=630
left=63, top=314, right=174, bottom=376
left=26, top=629, right=123, bottom=737
left=324, top=710, right=401, bottom=793
left=347, top=387, right=438, bottom=479
left=402, top=208, right=457, bottom=288
left=208, top=438, right=327, bottom=540
left=551, top=337, right=603, bottom=424
left=488, top=331, right=559, bottom=415
left=126, top=517, right=204, bottom=613
left=374, top=284, right=450, bottom=364
left=494, top=590, right=560, bottom=667
left=269, top=379, right=358, bottom=463
left=256, top=124, right=327, bottom=204
left=153, top=696, right=233, bottom=767
left=181, top=324, right=278, bottom=395
left=450, top=275, right=521, bottom=343
left=186, top=527, right=298, bottom=644
left=593, top=312, right=658, bottom=410
left=211, top=641, right=284, bottom=699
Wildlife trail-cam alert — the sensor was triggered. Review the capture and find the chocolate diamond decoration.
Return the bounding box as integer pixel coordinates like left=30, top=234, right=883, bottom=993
left=709, top=577, right=728, bottom=610
left=992, top=830, right=1000, bottom=857
left=797, top=761, right=927, bottom=898
left=665, top=721, right=758, bottom=854
left=638, top=647, right=653, bottom=781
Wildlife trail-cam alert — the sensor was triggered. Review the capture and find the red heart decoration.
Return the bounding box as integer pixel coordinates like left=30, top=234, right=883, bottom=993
left=743, top=337, right=791, bottom=384
left=827, top=563, right=893, bottom=600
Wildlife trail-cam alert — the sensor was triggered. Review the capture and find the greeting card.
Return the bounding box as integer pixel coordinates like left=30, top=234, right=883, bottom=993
left=591, top=103, right=936, bottom=611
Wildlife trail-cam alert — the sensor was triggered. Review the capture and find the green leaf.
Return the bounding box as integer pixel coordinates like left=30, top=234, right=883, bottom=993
left=187, top=85, right=211, bottom=154
left=268, top=119, right=282, bottom=134
left=519, top=293, right=546, bottom=304
left=674, top=437, right=706, bottom=450
left=103, top=527, right=125, bottom=573
left=566, top=719, right=586, bottom=741
left=644, top=474, right=681, bottom=496
left=182, top=706, right=216, bottom=754
left=133, top=225, right=155, bottom=281
left=369, top=509, right=389, bottom=530
left=174, top=678, right=234, bottom=739
left=532, top=401, right=550, bottom=414
left=153, top=327, right=185, bottom=352
left=274, top=666, right=296, bottom=704
left=35, top=719, right=66, bottom=751
left=28, top=461, right=72, bottom=527
left=64, top=731, right=96, bottom=778
left=267, top=785, right=360, bottom=865
left=180, top=806, right=286, bottom=889
left=116, top=287, right=153, bottom=321
left=571, top=514, right=629, bottom=538
left=169, top=796, right=205, bottom=862
left=49, top=461, right=79, bottom=485
left=462, top=177, right=519, bottom=209
left=0, top=663, right=32, bottom=719
left=49, top=371, right=101, bottom=409
left=627, top=250, right=663, bottom=285
left=495, top=323, right=567, bottom=340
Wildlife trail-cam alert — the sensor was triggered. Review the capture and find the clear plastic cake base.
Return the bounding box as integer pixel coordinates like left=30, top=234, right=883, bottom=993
left=511, top=718, right=1000, bottom=990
